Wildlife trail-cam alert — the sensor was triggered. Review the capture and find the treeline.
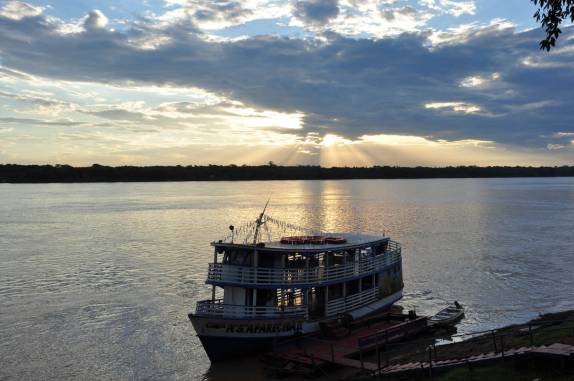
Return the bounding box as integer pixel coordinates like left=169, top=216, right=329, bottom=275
left=1, top=164, right=574, bottom=183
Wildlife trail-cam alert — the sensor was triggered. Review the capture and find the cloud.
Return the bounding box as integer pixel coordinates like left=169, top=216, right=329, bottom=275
left=0, top=117, right=85, bottom=126
left=84, top=10, right=109, bottom=31
left=289, top=2, right=434, bottom=37
left=547, top=144, right=565, bottom=150
left=0, top=0, right=43, bottom=20
left=0, top=90, right=74, bottom=114
left=459, top=72, right=500, bottom=88
left=293, top=0, right=339, bottom=25
left=421, top=0, right=476, bottom=17
left=0, top=8, right=574, bottom=150
left=161, top=0, right=290, bottom=30
left=424, top=101, right=482, bottom=114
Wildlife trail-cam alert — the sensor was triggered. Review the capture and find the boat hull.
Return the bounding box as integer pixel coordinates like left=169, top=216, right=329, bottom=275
left=190, top=289, right=403, bottom=362
left=196, top=335, right=279, bottom=362
left=189, top=315, right=303, bottom=362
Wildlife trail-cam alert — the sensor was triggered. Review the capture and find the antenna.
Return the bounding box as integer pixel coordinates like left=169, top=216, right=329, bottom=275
left=252, top=199, right=270, bottom=245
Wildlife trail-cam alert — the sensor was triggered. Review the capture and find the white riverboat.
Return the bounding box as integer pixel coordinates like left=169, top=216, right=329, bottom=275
left=189, top=208, right=404, bottom=361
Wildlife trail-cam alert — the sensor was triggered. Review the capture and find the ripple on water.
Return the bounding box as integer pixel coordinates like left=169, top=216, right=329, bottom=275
left=1, top=178, right=573, bottom=380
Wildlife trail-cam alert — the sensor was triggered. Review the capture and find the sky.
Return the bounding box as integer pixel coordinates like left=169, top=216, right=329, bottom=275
left=0, top=0, right=573, bottom=166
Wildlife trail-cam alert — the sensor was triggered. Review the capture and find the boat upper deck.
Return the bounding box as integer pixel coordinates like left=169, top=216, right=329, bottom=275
left=212, top=233, right=389, bottom=253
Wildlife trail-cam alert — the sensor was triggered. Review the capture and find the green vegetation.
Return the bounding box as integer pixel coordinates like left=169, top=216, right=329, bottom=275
left=532, top=0, right=574, bottom=50
left=2, top=164, right=574, bottom=183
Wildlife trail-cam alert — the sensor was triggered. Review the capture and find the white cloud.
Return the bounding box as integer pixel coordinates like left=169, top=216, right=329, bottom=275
left=0, top=1, right=43, bottom=20
left=553, top=132, right=574, bottom=138
left=459, top=72, right=500, bottom=88
left=421, top=0, right=476, bottom=17
left=547, top=144, right=565, bottom=150
left=84, top=10, right=109, bottom=30
left=428, top=18, right=515, bottom=46
left=424, top=101, right=481, bottom=114
left=160, top=0, right=290, bottom=30
left=290, top=1, right=434, bottom=37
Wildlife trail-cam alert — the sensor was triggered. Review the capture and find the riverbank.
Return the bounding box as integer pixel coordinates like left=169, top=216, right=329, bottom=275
left=355, top=310, right=574, bottom=380
left=2, top=164, right=574, bottom=182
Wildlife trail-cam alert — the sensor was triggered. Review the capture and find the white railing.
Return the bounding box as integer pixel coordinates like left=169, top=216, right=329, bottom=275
left=207, top=242, right=401, bottom=286
left=325, top=287, right=378, bottom=317
left=194, top=299, right=308, bottom=319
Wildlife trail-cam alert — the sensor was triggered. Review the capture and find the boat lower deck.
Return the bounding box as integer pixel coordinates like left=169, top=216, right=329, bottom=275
left=270, top=312, right=428, bottom=370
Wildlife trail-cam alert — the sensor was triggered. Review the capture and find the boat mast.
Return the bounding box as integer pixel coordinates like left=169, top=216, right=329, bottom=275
left=252, top=199, right=270, bottom=245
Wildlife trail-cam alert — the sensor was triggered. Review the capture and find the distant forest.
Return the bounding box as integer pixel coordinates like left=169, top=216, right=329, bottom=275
left=1, top=164, right=574, bottom=183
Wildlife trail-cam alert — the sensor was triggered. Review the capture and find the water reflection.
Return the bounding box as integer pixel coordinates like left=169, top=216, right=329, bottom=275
left=0, top=178, right=573, bottom=380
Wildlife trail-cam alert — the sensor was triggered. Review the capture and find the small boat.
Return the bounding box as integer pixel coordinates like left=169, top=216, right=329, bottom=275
left=429, top=301, right=464, bottom=326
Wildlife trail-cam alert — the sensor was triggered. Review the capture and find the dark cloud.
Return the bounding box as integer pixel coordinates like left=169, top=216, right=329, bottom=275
left=293, top=0, right=339, bottom=25
left=0, top=11, right=573, bottom=147
left=0, top=117, right=85, bottom=126
left=192, top=1, right=250, bottom=22
left=80, top=109, right=151, bottom=122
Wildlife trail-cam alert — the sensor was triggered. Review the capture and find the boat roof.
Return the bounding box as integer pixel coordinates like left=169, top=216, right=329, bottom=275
left=212, top=233, right=389, bottom=253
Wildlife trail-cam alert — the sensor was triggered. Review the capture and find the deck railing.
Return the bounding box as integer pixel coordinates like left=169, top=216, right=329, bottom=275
left=194, top=299, right=308, bottom=319
left=207, top=241, right=401, bottom=287
left=325, top=287, right=378, bottom=317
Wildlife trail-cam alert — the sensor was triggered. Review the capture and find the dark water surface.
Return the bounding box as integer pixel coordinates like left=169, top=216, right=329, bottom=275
left=1, top=178, right=573, bottom=379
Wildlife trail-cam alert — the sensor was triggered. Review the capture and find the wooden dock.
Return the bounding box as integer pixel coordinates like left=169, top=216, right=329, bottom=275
left=271, top=316, right=574, bottom=377
left=271, top=315, right=428, bottom=372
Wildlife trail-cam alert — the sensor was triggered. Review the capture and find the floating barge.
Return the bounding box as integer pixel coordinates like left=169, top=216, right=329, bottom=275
left=188, top=208, right=404, bottom=361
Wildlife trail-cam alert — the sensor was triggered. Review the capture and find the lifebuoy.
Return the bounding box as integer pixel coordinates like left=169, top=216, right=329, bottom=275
left=280, top=235, right=347, bottom=245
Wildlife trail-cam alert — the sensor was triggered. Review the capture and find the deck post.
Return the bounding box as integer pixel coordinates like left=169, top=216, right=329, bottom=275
left=529, top=325, right=534, bottom=346
left=305, top=256, right=309, bottom=283
left=500, top=335, right=505, bottom=359
left=212, top=248, right=217, bottom=301
left=376, top=342, right=381, bottom=372
left=252, top=249, right=258, bottom=310
left=325, top=285, right=329, bottom=316
left=492, top=331, right=498, bottom=353
left=428, top=346, right=433, bottom=376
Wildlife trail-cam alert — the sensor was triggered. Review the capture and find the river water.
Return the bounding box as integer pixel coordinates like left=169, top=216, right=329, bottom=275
left=1, top=178, right=573, bottom=380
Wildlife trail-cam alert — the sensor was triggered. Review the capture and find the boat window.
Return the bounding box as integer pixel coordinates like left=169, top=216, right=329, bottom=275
left=256, top=289, right=276, bottom=306
left=222, top=249, right=253, bottom=266
left=331, top=252, right=345, bottom=266
left=328, top=283, right=344, bottom=299
left=286, top=253, right=306, bottom=268
left=347, top=279, right=360, bottom=296
left=280, top=288, right=304, bottom=306
left=362, top=275, right=374, bottom=290
left=257, top=251, right=277, bottom=268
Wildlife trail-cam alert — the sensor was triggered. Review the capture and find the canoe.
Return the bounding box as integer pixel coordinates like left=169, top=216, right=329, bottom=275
left=429, top=302, right=464, bottom=326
